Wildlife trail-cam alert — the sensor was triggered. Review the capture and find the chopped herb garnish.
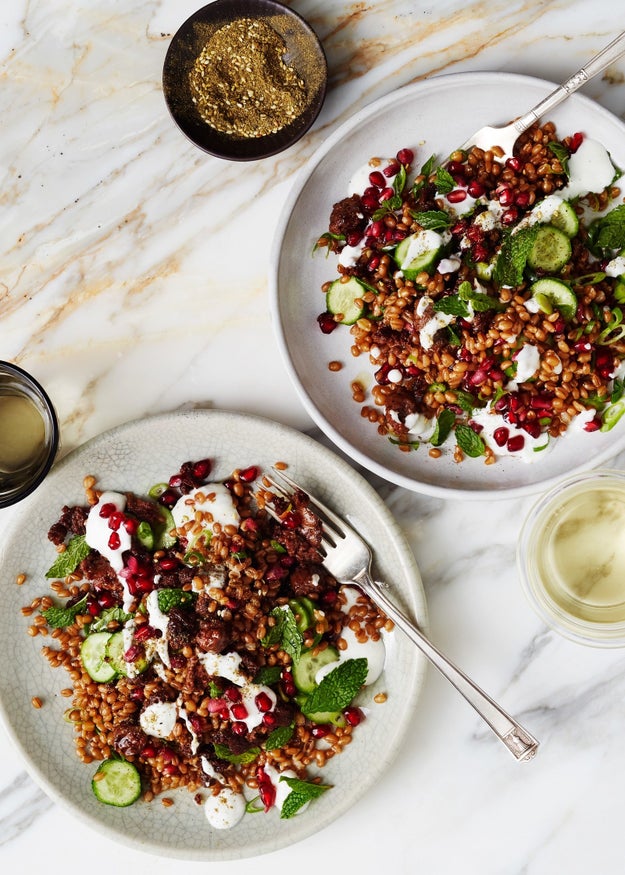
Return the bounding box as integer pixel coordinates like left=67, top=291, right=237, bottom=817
left=279, top=776, right=331, bottom=819
left=42, top=594, right=89, bottom=629
left=430, top=408, right=456, bottom=447
left=301, top=658, right=367, bottom=715
left=213, top=744, right=260, bottom=765
left=264, top=724, right=295, bottom=751
left=45, top=535, right=91, bottom=579
left=455, top=424, right=486, bottom=457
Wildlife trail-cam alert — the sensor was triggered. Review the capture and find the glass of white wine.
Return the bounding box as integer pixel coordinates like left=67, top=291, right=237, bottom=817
left=0, top=362, right=59, bottom=508
left=518, top=469, right=625, bottom=646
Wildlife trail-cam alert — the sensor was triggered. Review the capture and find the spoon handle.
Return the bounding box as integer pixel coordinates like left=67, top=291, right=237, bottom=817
left=514, top=30, right=625, bottom=134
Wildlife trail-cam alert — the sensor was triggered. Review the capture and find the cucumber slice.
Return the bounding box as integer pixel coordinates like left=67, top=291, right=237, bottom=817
left=292, top=646, right=339, bottom=694
left=136, top=521, right=154, bottom=550
left=527, top=225, right=572, bottom=273
left=81, top=632, right=117, bottom=683
left=92, top=758, right=141, bottom=807
left=394, top=232, right=441, bottom=280
left=614, top=279, right=625, bottom=304
left=106, top=631, right=148, bottom=677
left=530, top=278, right=577, bottom=320
left=550, top=201, right=579, bottom=238
left=154, top=505, right=177, bottom=549
left=305, top=709, right=346, bottom=726
left=326, top=277, right=367, bottom=325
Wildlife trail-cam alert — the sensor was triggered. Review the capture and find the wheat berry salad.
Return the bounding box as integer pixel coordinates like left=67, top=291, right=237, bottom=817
left=22, top=456, right=394, bottom=831
left=314, top=121, right=625, bottom=466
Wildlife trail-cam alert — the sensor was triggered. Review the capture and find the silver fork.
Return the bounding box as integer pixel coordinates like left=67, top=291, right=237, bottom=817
left=460, top=30, right=625, bottom=162
left=264, top=469, right=539, bottom=762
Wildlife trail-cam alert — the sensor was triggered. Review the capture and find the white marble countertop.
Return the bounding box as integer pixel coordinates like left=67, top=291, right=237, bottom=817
left=2, top=1, right=625, bottom=872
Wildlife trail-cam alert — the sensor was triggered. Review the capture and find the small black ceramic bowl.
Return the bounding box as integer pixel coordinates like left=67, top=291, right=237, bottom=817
left=162, top=0, right=327, bottom=161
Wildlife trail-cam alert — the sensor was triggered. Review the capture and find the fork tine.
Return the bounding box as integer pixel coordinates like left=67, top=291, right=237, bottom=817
left=267, top=469, right=348, bottom=539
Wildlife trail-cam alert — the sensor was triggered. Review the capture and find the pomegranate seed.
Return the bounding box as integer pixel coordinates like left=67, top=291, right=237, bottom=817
left=553, top=318, right=565, bottom=333
left=224, top=687, right=241, bottom=703
left=384, top=227, right=395, bottom=243
left=192, top=458, right=212, bottom=480
left=87, top=600, right=100, bottom=617
left=97, top=591, right=116, bottom=608
left=469, top=420, right=483, bottom=434
left=493, top=427, right=509, bottom=447
left=570, top=132, right=584, bottom=152
left=129, top=686, right=145, bottom=701
left=108, top=511, right=125, bottom=531
left=108, top=532, right=121, bottom=550
left=523, top=420, right=542, bottom=439
left=134, top=624, right=156, bottom=642
left=368, top=253, right=381, bottom=270
left=584, top=417, right=601, bottom=432
left=346, top=231, right=362, bottom=246
left=447, top=160, right=465, bottom=176
left=361, top=193, right=379, bottom=211
left=141, top=744, right=157, bottom=758
left=505, top=157, right=521, bottom=171
left=317, top=311, right=338, bottom=334
left=123, top=517, right=138, bottom=535
left=160, top=748, right=176, bottom=763
left=207, top=698, right=228, bottom=713
left=158, top=489, right=178, bottom=508
left=344, top=707, right=363, bottom=727
left=163, top=765, right=179, bottom=776
left=379, top=186, right=394, bottom=202
left=124, top=644, right=142, bottom=662
left=98, top=502, right=116, bottom=518
left=262, top=712, right=277, bottom=727
left=159, top=557, right=179, bottom=571
left=135, top=576, right=154, bottom=593
left=515, top=191, right=530, bottom=208
left=494, top=395, right=509, bottom=413
left=311, top=725, right=329, bottom=738
left=396, top=148, right=414, bottom=165
left=231, top=703, right=249, bottom=721
left=169, top=654, right=186, bottom=669
left=501, top=207, right=519, bottom=225
left=393, top=228, right=407, bottom=241
left=447, top=188, right=467, bottom=203
left=367, top=219, right=385, bottom=238
left=255, top=692, right=273, bottom=713
left=467, top=180, right=485, bottom=198
left=469, top=368, right=489, bottom=386
left=168, top=474, right=183, bottom=488
left=498, top=186, right=514, bottom=206
left=256, top=766, right=276, bottom=812
left=383, top=160, right=400, bottom=177
left=368, top=170, right=386, bottom=188
left=574, top=340, right=592, bottom=353
left=489, top=368, right=505, bottom=382
left=529, top=394, right=552, bottom=410
left=231, top=721, right=247, bottom=736
left=506, top=435, right=525, bottom=452
left=322, top=589, right=337, bottom=604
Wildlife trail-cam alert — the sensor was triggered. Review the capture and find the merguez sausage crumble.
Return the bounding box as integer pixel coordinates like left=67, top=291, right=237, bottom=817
left=315, top=123, right=625, bottom=464
left=27, top=459, right=392, bottom=827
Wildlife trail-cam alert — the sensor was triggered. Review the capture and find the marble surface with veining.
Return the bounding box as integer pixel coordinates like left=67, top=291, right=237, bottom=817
left=1, top=1, right=625, bottom=873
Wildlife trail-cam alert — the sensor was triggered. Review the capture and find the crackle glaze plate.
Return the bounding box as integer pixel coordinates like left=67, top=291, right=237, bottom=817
left=0, top=410, right=427, bottom=860
left=270, top=72, right=625, bottom=499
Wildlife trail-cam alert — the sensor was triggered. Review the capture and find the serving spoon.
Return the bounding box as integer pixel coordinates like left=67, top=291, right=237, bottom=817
left=460, top=30, right=625, bottom=162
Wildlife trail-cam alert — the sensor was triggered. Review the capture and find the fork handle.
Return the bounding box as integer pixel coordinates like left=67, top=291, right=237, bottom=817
left=353, top=571, right=539, bottom=761
left=514, top=30, right=625, bottom=135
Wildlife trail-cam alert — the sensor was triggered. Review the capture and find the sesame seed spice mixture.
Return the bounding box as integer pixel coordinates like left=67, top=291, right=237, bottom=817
left=189, top=18, right=307, bottom=138
left=25, top=458, right=391, bottom=828
left=315, top=123, right=625, bottom=465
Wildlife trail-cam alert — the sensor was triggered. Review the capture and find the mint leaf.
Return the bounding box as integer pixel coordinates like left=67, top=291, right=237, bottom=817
left=279, top=776, right=330, bottom=819
left=157, top=588, right=196, bottom=613
left=213, top=744, right=260, bottom=765
left=434, top=166, right=456, bottom=195
left=261, top=606, right=303, bottom=663
left=454, top=390, right=478, bottom=414
left=411, top=210, right=451, bottom=231
left=588, top=204, right=625, bottom=254
left=430, top=408, right=456, bottom=447
left=89, top=606, right=132, bottom=632
left=41, top=594, right=88, bottom=629
left=433, top=296, right=469, bottom=317
left=493, top=227, right=537, bottom=288
left=45, top=535, right=91, bottom=579
left=253, top=664, right=283, bottom=686
left=547, top=142, right=570, bottom=176
left=302, top=658, right=368, bottom=715
left=412, top=154, right=436, bottom=196
left=455, top=424, right=486, bottom=457
left=264, top=724, right=295, bottom=751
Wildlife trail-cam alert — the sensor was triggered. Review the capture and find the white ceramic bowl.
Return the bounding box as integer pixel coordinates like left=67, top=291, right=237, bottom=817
left=0, top=410, right=427, bottom=860
left=270, top=71, right=625, bottom=500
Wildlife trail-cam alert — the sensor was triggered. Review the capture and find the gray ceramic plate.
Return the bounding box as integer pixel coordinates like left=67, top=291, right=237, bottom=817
left=0, top=410, right=427, bottom=860
left=270, top=72, right=625, bottom=499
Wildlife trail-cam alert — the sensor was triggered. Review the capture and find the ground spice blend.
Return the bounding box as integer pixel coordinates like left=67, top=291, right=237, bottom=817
left=189, top=18, right=308, bottom=138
